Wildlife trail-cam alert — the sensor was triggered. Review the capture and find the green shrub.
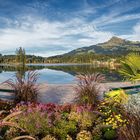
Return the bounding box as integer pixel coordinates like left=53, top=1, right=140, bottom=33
left=92, top=126, right=102, bottom=140
left=53, top=119, right=77, bottom=140
left=104, top=129, right=116, bottom=140
left=105, top=89, right=128, bottom=104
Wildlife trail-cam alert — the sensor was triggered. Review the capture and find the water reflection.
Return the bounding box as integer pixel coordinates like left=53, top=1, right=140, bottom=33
left=0, top=64, right=122, bottom=83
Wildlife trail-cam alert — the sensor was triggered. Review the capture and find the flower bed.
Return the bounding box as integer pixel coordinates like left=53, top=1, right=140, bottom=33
left=1, top=91, right=139, bottom=140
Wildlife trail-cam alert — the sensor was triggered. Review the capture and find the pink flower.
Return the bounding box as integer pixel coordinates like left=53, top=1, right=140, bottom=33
left=36, top=122, right=41, bottom=128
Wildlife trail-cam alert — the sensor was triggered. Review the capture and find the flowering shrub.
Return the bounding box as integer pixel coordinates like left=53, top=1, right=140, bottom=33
left=98, top=100, right=129, bottom=130
left=0, top=97, right=139, bottom=140
left=105, top=89, right=128, bottom=104
left=68, top=109, right=96, bottom=130
left=53, top=119, right=77, bottom=140
left=0, top=103, right=100, bottom=139
left=76, top=130, right=92, bottom=140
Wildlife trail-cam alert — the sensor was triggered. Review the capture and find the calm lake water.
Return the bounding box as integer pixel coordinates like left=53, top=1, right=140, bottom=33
left=0, top=64, right=122, bottom=84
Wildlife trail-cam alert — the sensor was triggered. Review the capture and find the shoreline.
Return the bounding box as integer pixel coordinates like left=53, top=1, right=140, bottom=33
left=0, top=82, right=140, bottom=104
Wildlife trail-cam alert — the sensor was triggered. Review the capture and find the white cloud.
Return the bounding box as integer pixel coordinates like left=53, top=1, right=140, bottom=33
left=120, top=22, right=140, bottom=41
left=0, top=16, right=114, bottom=56
left=0, top=0, right=140, bottom=57
left=92, top=13, right=140, bottom=28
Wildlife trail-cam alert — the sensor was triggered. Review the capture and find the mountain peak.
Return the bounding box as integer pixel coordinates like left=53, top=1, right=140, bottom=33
left=48, top=37, right=140, bottom=59
left=107, top=36, right=125, bottom=44
left=98, top=36, right=126, bottom=48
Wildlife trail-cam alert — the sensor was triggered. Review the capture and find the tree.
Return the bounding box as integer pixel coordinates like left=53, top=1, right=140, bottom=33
left=16, top=47, right=26, bottom=66
left=0, top=54, right=3, bottom=63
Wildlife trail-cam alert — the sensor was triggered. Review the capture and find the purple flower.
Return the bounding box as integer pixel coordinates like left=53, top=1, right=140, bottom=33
left=27, top=108, right=33, bottom=113
left=20, top=101, right=25, bottom=105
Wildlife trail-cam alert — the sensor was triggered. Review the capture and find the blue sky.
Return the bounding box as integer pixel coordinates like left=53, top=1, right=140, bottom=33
left=0, top=0, right=140, bottom=57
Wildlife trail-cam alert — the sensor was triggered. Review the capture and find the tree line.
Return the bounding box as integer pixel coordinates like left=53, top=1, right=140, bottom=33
left=0, top=47, right=45, bottom=64
left=0, top=48, right=121, bottom=64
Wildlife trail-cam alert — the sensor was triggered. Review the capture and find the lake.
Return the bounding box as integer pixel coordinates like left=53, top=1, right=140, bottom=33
left=0, top=64, right=122, bottom=84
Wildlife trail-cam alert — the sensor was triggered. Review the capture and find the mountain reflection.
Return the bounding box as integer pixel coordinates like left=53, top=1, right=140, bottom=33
left=0, top=64, right=122, bottom=82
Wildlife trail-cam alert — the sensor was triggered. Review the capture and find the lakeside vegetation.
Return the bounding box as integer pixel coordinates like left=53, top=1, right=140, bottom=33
left=0, top=53, right=140, bottom=139
left=0, top=51, right=120, bottom=64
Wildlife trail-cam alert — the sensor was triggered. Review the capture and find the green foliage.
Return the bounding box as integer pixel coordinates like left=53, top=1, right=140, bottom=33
left=68, top=110, right=96, bottom=130
left=47, top=52, right=120, bottom=63
left=53, top=119, right=77, bottom=140
left=99, top=100, right=128, bottom=129
left=119, top=53, right=140, bottom=82
left=17, top=111, right=49, bottom=136
left=92, top=126, right=102, bottom=140
left=105, top=89, right=128, bottom=104
left=1, top=101, right=134, bottom=140
left=0, top=54, right=45, bottom=64
left=104, top=129, right=116, bottom=140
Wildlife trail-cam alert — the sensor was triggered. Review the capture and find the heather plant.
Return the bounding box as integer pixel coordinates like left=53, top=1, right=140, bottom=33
left=0, top=103, right=75, bottom=139
left=1, top=100, right=138, bottom=140
left=75, top=73, right=105, bottom=105
left=1, top=103, right=55, bottom=139
left=3, top=71, right=39, bottom=104
left=15, top=109, right=50, bottom=136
